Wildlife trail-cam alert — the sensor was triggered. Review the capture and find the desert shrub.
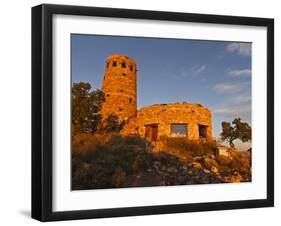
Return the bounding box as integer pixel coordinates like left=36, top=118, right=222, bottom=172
left=227, top=150, right=251, bottom=176
left=97, top=114, right=125, bottom=133
left=72, top=134, right=152, bottom=189
left=204, top=158, right=219, bottom=170
left=189, top=142, right=205, bottom=156
left=72, top=158, right=91, bottom=188
left=219, top=165, right=232, bottom=174
left=160, top=136, right=217, bottom=159
left=201, top=139, right=218, bottom=156
left=229, top=158, right=241, bottom=172
left=72, top=133, right=112, bottom=154
left=111, top=168, right=126, bottom=187
left=235, top=155, right=251, bottom=174
left=217, top=155, right=232, bottom=166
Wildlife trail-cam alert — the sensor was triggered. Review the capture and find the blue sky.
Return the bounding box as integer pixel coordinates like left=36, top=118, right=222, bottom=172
left=71, top=34, right=252, bottom=150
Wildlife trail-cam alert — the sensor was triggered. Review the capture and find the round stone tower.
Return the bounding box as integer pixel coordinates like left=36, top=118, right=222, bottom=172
left=100, top=54, right=137, bottom=121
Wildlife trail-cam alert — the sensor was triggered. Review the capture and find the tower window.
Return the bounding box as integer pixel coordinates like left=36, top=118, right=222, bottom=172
left=119, top=108, right=123, bottom=112
left=122, top=73, right=126, bottom=76
left=121, top=62, right=126, bottom=68
left=106, top=94, right=110, bottom=97
left=129, top=97, right=132, bottom=103
left=112, top=61, right=117, bottom=67
left=129, top=65, right=133, bottom=71
left=120, top=90, right=123, bottom=92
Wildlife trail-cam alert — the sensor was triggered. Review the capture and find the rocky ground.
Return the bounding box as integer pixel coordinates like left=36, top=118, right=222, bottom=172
left=126, top=152, right=249, bottom=187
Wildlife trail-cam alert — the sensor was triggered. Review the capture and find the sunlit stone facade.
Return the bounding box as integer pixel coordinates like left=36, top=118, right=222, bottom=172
left=100, top=54, right=212, bottom=141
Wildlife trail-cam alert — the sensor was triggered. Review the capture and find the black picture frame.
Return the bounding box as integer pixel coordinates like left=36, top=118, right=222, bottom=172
left=32, top=3, right=274, bottom=222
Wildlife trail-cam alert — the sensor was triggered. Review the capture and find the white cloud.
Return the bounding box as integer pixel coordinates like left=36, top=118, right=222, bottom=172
left=226, top=42, right=251, bottom=56
left=233, top=95, right=251, bottom=104
left=214, top=82, right=241, bottom=93
left=229, top=68, right=251, bottom=77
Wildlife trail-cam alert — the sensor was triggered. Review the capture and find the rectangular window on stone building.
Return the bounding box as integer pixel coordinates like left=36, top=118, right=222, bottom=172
left=121, top=62, right=126, bottom=68
left=170, top=124, right=187, bottom=137
left=198, top=125, right=207, bottom=138
left=112, top=61, right=117, bottom=67
left=129, top=65, right=133, bottom=71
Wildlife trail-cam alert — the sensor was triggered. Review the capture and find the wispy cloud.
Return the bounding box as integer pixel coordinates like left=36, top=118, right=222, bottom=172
left=194, top=65, right=206, bottom=74
left=229, top=68, right=251, bottom=77
left=233, top=95, right=251, bottom=104
left=177, top=64, right=207, bottom=78
left=226, top=42, right=251, bottom=56
left=212, top=105, right=251, bottom=116
left=214, top=82, right=242, bottom=93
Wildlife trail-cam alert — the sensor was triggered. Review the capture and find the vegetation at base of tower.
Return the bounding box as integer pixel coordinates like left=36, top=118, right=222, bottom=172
left=97, top=114, right=125, bottom=133
left=72, top=82, right=125, bottom=135
left=72, top=82, right=105, bottom=134
left=220, top=118, right=252, bottom=148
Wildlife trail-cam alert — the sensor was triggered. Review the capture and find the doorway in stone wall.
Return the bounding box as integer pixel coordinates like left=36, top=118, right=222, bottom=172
left=198, top=124, right=207, bottom=138
left=145, top=124, right=158, bottom=142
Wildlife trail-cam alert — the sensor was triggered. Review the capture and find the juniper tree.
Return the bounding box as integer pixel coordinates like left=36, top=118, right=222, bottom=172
left=72, top=82, right=104, bottom=134
left=220, top=118, right=251, bottom=147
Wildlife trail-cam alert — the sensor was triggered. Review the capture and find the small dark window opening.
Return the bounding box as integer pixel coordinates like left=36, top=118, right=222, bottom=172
left=106, top=94, right=110, bottom=97
left=121, top=62, right=126, bottom=68
left=119, top=108, right=123, bottom=112
left=122, top=73, right=126, bottom=76
left=199, top=125, right=207, bottom=138
left=112, top=61, right=117, bottom=67
left=120, top=90, right=123, bottom=92
left=129, top=97, right=132, bottom=103
left=129, top=65, right=133, bottom=71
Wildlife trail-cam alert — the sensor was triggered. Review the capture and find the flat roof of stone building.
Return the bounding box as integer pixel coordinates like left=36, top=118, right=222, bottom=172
left=138, top=102, right=211, bottom=112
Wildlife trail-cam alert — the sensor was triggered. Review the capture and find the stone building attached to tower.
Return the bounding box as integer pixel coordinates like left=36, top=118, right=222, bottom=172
left=100, top=54, right=212, bottom=143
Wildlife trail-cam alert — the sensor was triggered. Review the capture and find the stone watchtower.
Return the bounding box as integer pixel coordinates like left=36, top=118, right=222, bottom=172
left=100, top=54, right=137, bottom=121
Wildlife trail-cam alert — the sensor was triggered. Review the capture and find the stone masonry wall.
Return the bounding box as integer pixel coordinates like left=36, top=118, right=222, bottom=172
left=99, top=54, right=137, bottom=121
left=121, top=103, right=212, bottom=140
